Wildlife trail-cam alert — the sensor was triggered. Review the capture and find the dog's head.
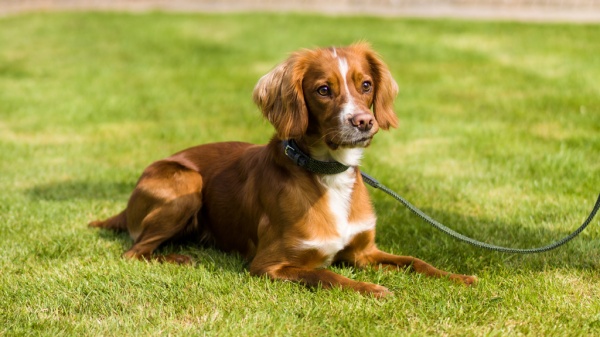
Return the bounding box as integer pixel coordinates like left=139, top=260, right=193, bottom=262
left=253, top=43, right=398, bottom=150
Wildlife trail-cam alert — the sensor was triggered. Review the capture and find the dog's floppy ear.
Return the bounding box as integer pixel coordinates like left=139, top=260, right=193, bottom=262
left=361, top=45, right=399, bottom=130
left=253, top=55, right=308, bottom=139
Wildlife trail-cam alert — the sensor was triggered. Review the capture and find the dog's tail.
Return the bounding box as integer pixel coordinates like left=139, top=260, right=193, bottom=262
left=89, top=210, right=127, bottom=231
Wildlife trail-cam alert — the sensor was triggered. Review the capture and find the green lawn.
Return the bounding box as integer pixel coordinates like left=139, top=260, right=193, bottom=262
left=1, top=11, right=599, bottom=336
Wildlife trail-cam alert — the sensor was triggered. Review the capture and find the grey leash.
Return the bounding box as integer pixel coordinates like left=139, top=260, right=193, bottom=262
left=361, top=172, right=600, bottom=254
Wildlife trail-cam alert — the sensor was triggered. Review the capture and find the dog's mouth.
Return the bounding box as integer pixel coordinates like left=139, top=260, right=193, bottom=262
left=326, top=136, right=372, bottom=150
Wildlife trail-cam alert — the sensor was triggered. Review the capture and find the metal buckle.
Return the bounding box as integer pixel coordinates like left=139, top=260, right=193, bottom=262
left=284, top=143, right=305, bottom=167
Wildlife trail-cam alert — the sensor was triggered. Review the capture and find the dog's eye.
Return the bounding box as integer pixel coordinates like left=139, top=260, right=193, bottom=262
left=362, top=81, right=372, bottom=93
left=317, top=85, right=330, bottom=97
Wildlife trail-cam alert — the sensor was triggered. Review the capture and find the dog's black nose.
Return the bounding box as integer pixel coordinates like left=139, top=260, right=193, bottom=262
left=351, top=113, right=374, bottom=132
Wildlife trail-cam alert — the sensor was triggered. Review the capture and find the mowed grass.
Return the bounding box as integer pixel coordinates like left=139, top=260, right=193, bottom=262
left=1, top=11, right=599, bottom=336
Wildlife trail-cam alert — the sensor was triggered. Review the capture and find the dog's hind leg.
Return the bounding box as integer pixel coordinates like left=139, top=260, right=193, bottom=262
left=122, top=161, right=204, bottom=264
left=122, top=205, right=200, bottom=264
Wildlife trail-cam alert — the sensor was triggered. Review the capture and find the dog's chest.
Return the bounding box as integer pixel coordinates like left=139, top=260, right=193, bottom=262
left=299, top=170, right=375, bottom=267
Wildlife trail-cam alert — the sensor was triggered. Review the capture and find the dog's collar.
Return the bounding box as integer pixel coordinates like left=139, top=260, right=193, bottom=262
left=283, top=139, right=350, bottom=175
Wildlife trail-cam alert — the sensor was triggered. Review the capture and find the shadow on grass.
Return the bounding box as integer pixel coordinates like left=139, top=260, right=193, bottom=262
left=91, top=200, right=598, bottom=278
left=27, top=179, right=134, bottom=201
left=91, top=226, right=248, bottom=273
left=27, top=179, right=599, bottom=274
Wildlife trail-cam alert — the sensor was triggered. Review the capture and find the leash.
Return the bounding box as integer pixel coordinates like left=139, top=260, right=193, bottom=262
left=282, top=139, right=600, bottom=253
left=361, top=172, right=600, bottom=254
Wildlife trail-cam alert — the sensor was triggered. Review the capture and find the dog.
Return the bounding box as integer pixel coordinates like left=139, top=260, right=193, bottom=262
left=90, top=43, right=476, bottom=297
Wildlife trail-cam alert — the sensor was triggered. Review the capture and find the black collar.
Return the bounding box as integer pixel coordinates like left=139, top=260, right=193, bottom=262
left=282, top=139, right=350, bottom=175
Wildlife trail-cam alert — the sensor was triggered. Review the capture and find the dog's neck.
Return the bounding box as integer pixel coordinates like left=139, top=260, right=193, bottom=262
left=310, top=143, right=364, bottom=167
left=284, top=139, right=363, bottom=172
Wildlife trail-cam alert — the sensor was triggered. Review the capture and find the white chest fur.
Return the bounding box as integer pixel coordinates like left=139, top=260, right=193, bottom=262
left=299, top=168, right=376, bottom=267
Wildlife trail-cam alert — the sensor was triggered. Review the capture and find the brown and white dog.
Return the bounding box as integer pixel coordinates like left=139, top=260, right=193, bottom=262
left=90, top=43, right=476, bottom=297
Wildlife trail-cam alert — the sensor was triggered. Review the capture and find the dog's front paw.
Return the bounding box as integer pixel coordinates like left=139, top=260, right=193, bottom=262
left=356, top=282, right=393, bottom=298
left=450, top=274, right=478, bottom=286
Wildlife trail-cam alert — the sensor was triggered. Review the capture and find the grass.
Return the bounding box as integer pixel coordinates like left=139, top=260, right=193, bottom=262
left=1, top=11, right=599, bottom=336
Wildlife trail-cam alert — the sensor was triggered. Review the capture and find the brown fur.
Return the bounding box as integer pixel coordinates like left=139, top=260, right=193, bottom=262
left=90, top=43, right=476, bottom=297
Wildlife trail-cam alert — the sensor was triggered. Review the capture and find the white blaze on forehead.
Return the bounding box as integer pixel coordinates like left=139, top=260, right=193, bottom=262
left=337, top=57, right=349, bottom=87
left=336, top=56, right=357, bottom=119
